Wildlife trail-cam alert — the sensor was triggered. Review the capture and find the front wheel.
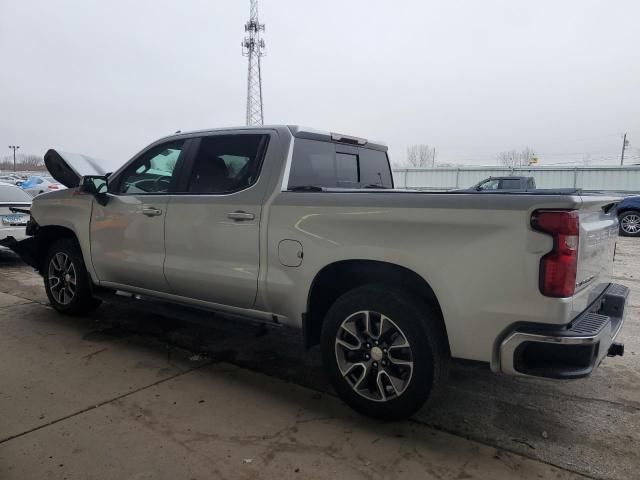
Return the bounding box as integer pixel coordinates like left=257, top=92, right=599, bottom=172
left=44, top=238, right=101, bottom=315
left=321, top=285, right=449, bottom=420
left=619, top=211, right=640, bottom=237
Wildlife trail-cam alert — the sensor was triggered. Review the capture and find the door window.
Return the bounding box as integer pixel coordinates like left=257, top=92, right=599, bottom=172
left=478, top=179, right=499, bottom=190
left=118, top=140, right=185, bottom=194
left=187, top=135, right=268, bottom=194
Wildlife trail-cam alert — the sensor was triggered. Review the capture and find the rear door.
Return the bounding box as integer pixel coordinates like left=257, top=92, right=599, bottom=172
left=90, top=139, right=189, bottom=292
left=163, top=132, right=271, bottom=308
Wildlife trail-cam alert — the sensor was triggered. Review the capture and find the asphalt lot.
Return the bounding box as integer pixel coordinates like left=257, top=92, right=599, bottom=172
left=1, top=239, right=638, bottom=480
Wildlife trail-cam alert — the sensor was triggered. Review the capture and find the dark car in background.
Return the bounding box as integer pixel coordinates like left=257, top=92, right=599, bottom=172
left=458, top=176, right=536, bottom=192
left=617, top=196, right=640, bottom=237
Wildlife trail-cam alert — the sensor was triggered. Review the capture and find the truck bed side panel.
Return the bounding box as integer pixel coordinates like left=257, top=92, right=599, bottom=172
left=265, top=191, right=585, bottom=363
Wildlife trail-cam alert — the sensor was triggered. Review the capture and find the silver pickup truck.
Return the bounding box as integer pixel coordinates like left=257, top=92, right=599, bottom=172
left=3, top=125, right=628, bottom=420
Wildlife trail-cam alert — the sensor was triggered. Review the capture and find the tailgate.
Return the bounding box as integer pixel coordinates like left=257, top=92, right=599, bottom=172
left=572, top=195, right=620, bottom=317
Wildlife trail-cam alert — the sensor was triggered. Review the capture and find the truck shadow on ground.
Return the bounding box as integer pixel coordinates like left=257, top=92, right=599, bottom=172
left=80, top=302, right=583, bottom=453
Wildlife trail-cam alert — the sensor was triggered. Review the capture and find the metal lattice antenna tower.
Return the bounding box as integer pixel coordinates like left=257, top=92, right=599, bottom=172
left=242, top=0, right=265, bottom=126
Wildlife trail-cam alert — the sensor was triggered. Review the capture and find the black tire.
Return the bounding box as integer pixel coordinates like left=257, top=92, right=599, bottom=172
left=619, top=211, right=640, bottom=237
left=321, top=284, right=449, bottom=420
left=44, top=238, right=101, bottom=315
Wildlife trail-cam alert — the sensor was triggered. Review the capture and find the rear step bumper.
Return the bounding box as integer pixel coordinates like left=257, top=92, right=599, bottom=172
left=499, top=283, right=628, bottom=379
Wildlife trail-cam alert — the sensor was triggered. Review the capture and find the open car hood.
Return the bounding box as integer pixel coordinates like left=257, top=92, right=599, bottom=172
left=44, top=149, right=107, bottom=188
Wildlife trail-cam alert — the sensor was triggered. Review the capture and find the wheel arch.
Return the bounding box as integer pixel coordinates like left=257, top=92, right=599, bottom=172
left=32, top=225, right=80, bottom=273
left=618, top=207, right=640, bottom=216
left=304, top=259, right=449, bottom=351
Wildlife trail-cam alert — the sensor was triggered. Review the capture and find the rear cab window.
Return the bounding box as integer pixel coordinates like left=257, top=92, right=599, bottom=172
left=499, top=178, right=522, bottom=190
left=288, top=139, right=393, bottom=190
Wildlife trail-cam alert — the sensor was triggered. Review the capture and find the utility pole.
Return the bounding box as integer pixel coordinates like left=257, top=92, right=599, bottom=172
left=242, top=0, right=266, bottom=126
left=620, top=133, right=629, bottom=166
left=8, top=145, right=20, bottom=172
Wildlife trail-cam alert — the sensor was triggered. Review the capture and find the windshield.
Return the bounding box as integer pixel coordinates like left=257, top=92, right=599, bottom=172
left=0, top=184, right=32, bottom=202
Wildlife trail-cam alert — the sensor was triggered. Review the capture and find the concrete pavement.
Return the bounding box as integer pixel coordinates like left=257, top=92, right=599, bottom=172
left=1, top=238, right=639, bottom=479
left=0, top=299, right=579, bottom=480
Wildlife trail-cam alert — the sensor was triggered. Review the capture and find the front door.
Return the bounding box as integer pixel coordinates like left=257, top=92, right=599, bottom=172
left=90, top=139, right=187, bottom=292
left=163, top=133, right=271, bottom=308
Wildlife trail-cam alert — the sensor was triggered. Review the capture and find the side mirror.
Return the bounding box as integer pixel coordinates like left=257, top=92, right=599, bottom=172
left=79, top=175, right=109, bottom=206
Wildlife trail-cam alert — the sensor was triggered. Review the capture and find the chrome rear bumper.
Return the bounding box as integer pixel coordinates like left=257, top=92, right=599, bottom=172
left=499, top=284, right=628, bottom=379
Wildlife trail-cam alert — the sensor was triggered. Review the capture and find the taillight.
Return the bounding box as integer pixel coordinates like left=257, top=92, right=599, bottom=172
left=48, top=184, right=59, bottom=190
left=531, top=210, right=579, bottom=298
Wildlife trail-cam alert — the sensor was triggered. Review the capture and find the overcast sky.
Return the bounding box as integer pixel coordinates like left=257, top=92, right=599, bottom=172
left=1, top=0, right=639, bottom=168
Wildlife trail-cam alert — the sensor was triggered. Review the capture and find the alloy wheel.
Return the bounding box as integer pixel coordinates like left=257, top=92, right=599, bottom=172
left=48, top=252, right=77, bottom=305
left=334, top=310, right=414, bottom=402
left=621, top=214, right=640, bottom=235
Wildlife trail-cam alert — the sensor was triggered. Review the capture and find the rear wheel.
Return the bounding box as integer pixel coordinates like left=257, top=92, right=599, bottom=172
left=619, top=211, right=640, bottom=237
left=321, top=284, right=449, bottom=420
left=44, top=238, right=101, bottom=315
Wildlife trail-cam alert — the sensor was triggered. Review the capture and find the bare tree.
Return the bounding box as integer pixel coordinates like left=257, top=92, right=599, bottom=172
left=406, top=144, right=437, bottom=167
left=406, top=145, right=418, bottom=166
left=0, top=153, right=46, bottom=172
left=497, top=147, right=536, bottom=167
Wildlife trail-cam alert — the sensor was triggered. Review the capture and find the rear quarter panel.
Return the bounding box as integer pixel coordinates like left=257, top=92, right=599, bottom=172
left=264, top=191, right=586, bottom=363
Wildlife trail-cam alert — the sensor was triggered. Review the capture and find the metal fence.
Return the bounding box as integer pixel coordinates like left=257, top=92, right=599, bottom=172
left=392, top=166, right=640, bottom=192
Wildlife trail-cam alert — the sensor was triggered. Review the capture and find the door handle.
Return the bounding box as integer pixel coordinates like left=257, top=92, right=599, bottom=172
left=227, top=211, right=255, bottom=221
left=142, top=206, right=163, bottom=217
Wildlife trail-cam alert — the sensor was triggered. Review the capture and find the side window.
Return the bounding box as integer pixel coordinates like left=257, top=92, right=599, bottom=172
left=118, top=140, right=185, bottom=194
left=187, top=134, right=267, bottom=194
left=527, top=178, right=535, bottom=189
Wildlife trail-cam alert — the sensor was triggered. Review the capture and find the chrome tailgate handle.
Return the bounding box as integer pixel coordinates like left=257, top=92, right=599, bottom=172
left=142, top=206, right=163, bottom=217
left=227, top=211, right=255, bottom=221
